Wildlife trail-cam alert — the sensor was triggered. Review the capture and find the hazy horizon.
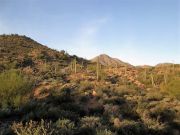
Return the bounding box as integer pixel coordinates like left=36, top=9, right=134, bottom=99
left=0, top=0, right=179, bottom=66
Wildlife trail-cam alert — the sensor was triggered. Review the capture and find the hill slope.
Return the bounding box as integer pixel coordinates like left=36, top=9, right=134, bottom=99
left=0, top=34, right=87, bottom=74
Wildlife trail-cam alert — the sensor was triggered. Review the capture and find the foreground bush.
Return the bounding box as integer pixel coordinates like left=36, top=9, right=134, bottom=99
left=11, top=120, right=54, bottom=135
left=54, top=119, right=75, bottom=135
left=0, top=70, right=34, bottom=108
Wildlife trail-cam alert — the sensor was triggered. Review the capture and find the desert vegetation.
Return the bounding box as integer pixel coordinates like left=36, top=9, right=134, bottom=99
left=0, top=35, right=180, bottom=135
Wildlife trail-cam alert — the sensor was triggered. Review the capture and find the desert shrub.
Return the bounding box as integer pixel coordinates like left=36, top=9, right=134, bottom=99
left=0, top=127, right=14, bottom=135
left=79, top=95, right=90, bottom=103
left=103, top=104, right=121, bottom=120
left=119, top=102, right=140, bottom=120
left=59, top=103, right=85, bottom=116
left=54, top=119, right=75, bottom=135
left=80, top=116, right=101, bottom=128
left=55, top=119, right=75, bottom=129
left=37, top=106, right=75, bottom=120
left=103, top=96, right=126, bottom=105
left=160, top=77, right=180, bottom=99
left=21, top=57, right=34, bottom=67
left=96, top=129, right=114, bottom=135
left=105, top=75, right=119, bottom=84
left=146, top=91, right=163, bottom=101
left=0, top=108, right=12, bottom=118
left=117, top=120, right=148, bottom=135
left=79, top=81, right=93, bottom=91
left=11, top=119, right=54, bottom=135
left=115, top=86, right=132, bottom=96
left=75, top=127, right=96, bottom=135
left=149, top=106, right=176, bottom=123
left=0, top=70, right=34, bottom=109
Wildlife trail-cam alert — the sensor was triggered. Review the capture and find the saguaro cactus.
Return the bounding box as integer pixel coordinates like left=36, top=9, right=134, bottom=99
left=44, top=59, right=47, bottom=71
left=74, top=58, right=77, bottom=73
left=151, top=74, right=155, bottom=87
left=164, top=74, right=167, bottom=84
left=70, top=61, right=73, bottom=71
left=81, top=60, right=84, bottom=69
left=96, top=57, right=100, bottom=81
left=125, top=65, right=127, bottom=76
left=115, top=63, right=118, bottom=69
left=54, top=63, right=57, bottom=74
left=144, top=68, right=147, bottom=82
left=173, top=63, right=175, bottom=74
left=164, top=70, right=167, bottom=84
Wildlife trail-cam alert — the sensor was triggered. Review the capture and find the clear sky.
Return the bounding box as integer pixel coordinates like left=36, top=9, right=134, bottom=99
left=0, top=0, right=179, bottom=66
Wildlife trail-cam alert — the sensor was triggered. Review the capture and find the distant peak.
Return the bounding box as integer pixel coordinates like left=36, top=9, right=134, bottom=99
left=91, top=54, right=132, bottom=67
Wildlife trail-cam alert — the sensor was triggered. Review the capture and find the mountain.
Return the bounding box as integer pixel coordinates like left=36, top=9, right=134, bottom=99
left=91, top=54, right=132, bottom=67
left=155, top=63, right=175, bottom=67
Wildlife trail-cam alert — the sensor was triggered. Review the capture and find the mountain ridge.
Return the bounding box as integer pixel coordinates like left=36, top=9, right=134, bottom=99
left=91, top=54, right=132, bottom=67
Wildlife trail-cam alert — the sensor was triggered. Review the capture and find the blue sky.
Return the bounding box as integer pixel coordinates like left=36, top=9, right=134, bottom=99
left=0, top=0, right=179, bottom=65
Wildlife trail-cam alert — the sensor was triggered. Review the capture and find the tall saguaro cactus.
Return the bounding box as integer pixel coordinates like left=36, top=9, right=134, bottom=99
left=54, top=63, right=57, bottom=74
left=44, top=59, right=47, bottom=71
left=144, top=68, right=147, bottom=82
left=96, top=57, right=100, bottom=81
left=74, top=58, right=77, bottom=73
left=151, top=74, right=155, bottom=88
left=70, top=61, right=73, bottom=71
left=164, top=70, right=167, bottom=85
left=81, top=60, right=84, bottom=69
left=125, top=65, right=127, bottom=76
left=164, top=74, right=167, bottom=84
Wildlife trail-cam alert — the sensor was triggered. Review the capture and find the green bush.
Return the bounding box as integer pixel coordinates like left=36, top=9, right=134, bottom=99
left=0, top=70, right=34, bottom=108
left=160, top=77, right=180, bottom=99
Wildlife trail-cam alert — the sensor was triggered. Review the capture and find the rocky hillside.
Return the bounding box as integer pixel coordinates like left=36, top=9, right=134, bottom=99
left=0, top=34, right=88, bottom=75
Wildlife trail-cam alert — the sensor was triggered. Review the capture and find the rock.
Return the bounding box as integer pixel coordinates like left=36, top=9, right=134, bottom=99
left=114, top=118, right=121, bottom=128
left=92, top=90, right=97, bottom=96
